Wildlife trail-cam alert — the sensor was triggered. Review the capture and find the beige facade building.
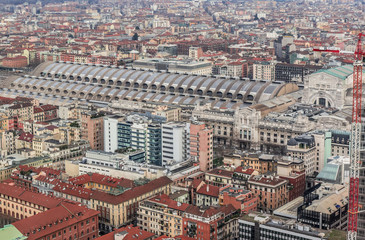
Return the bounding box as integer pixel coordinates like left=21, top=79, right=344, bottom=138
left=253, top=61, right=275, bottom=80
left=91, top=176, right=172, bottom=232
left=138, top=194, right=188, bottom=237
left=0, top=183, right=64, bottom=220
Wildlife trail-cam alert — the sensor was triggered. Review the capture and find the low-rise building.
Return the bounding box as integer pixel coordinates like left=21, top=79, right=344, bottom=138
left=298, top=184, right=348, bottom=230
left=239, top=214, right=328, bottom=240
left=205, top=168, right=233, bottom=187
left=0, top=182, right=65, bottom=220
left=195, top=183, right=220, bottom=207
left=91, top=176, right=172, bottom=232
left=138, top=194, right=189, bottom=237
left=219, top=186, right=257, bottom=214
left=12, top=202, right=99, bottom=240
left=277, top=157, right=306, bottom=201
left=96, top=225, right=155, bottom=240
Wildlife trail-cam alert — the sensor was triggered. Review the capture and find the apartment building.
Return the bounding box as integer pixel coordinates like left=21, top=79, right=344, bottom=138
left=91, top=176, right=172, bottom=232
left=69, top=172, right=134, bottom=193
left=248, top=175, right=288, bottom=213
left=287, top=135, right=317, bottom=176
left=190, top=122, right=213, bottom=172
left=277, top=157, right=306, bottom=201
left=205, top=169, right=233, bottom=187
left=0, top=183, right=65, bottom=220
left=138, top=194, right=188, bottom=237
left=241, top=154, right=277, bottom=174
left=195, top=183, right=220, bottom=207
left=219, top=186, right=258, bottom=214
left=7, top=103, right=34, bottom=121
left=104, top=114, right=162, bottom=166
left=81, top=111, right=104, bottom=150
left=161, top=122, right=190, bottom=167
left=253, top=61, right=275, bottom=80
left=182, top=205, right=237, bottom=240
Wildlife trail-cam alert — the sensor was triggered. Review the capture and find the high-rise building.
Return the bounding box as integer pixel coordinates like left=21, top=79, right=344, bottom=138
left=357, top=114, right=365, bottom=239
left=103, top=115, right=120, bottom=153
left=81, top=111, right=104, bottom=150
left=161, top=122, right=190, bottom=167
left=190, top=122, right=213, bottom=172
left=104, top=115, right=162, bottom=166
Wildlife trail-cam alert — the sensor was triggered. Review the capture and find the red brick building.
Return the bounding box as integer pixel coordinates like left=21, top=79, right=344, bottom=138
left=1, top=56, right=28, bottom=68
left=277, top=158, right=306, bottom=201
left=182, top=206, right=224, bottom=240
left=248, top=175, right=288, bottom=213
left=219, top=186, right=258, bottom=214
left=12, top=202, right=99, bottom=240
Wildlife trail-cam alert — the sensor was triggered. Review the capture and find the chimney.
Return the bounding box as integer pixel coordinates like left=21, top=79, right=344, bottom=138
left=207, top=185, right=209, bottom=192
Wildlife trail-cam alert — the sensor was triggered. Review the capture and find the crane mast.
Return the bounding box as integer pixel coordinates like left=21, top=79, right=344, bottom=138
left=312, top=33, right=364, bottom=239
left=348, top=33, right=364, bottom=240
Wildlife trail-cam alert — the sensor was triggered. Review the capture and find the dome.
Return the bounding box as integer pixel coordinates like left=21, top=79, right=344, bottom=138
left=287, top=138, right=298, bottom=146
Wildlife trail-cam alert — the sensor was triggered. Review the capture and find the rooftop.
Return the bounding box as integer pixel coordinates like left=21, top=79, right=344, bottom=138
left=95, top=225, right=154, bottom=240
left=69, top=172, right=134, bottom=189
left=0, top=183, right=65, bottom=209
left=12, top=202, right=99, bottom=240
left=91, top=176, right=172, bottom=205
left=0, top=225, right=27, bottom=240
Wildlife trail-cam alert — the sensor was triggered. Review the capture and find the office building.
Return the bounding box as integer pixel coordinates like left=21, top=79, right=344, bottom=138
left=161, top=122, right=190, bottom=167
left=239, top=214, right=327, bottom=240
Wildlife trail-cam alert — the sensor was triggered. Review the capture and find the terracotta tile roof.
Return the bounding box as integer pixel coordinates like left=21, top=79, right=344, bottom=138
left=45, top=125, right=58, bottom=131
left=0, top=183, right=65, bottom=209
left=207, top=169, right=234, bottom=178
left=53, top=182, right=93, bottom=200
left=234, top=167, right=255, bottom=175
left=148, top=194, right=189, bottom=212
left=33, top=107, right=43, bottom=114
left=8, top=103, right=33, bottom=110
left=92, top=176, right=172, bottom=205
left=220, top=204, right=239, bottom=214
left=155, top=236, right=195, bottom=240
left=17, top=165, right=62, bottom=177
left=69, top=173, right=134, bottom=189
left=34, top=175, right=61, bottom=185
left=185, top=205, right=221, bottom=218
left=196, top=184, right=219, bottom=198
left=191, top=178, right=203, bottom=189
left=12, top=202, right=99, bottom=240
left=18, top=132, right=33, bottom=142
left=95, top=224, right=154, bottom=240
left=248, top=175, right=287, bottom=187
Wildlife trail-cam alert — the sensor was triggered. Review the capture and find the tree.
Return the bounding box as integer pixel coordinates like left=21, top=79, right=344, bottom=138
left=132, top=33, right=139, bottom=41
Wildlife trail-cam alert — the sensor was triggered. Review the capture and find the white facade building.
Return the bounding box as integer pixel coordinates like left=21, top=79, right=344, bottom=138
left=104, top=116, right=120, bottom=153
left=161, top=122, right=190, bottom=167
